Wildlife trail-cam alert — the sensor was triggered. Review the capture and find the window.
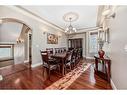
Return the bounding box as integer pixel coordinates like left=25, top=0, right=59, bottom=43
left=89, top=32, right=98, bottom=53
left=0, top=45, right=13, bottom=59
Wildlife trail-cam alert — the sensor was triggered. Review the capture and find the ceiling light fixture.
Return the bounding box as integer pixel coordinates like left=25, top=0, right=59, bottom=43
left=63, top=12, right=79, bottom=34
left=65, top=17, right=76, bottom=33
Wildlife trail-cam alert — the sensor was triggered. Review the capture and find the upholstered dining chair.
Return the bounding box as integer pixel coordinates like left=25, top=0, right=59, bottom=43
left=40, top=50, right=60, bottom=79
left=71, top=49, right=77, bottom=69
left=46, top=48, right=53, bottom=54
left=64, top=50, right=73, bottom=74
left=55, top=48, right=60, bottom=54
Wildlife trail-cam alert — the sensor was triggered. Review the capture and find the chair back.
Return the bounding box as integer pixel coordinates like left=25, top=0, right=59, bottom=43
left=46, top=48, right=53, bottom=55
left=55, top=48, right=66, bottom=54
left=62, top=47, right=66, bottom=52
left=66, top=50, right=73, bottom=62
left=55, top=48, right=60, bottom=54
left=40, top=51, right=49, bottom=64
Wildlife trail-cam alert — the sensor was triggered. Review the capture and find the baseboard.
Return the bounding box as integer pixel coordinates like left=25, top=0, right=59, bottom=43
left=24, top=60, right=29, bottom=63
left=31, top=62, right=42, bottom=68
left=110, top=79, right=117, bottom=90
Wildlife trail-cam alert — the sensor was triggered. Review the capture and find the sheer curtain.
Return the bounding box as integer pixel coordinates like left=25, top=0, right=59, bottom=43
left=89, top=32, right=98, bottom=53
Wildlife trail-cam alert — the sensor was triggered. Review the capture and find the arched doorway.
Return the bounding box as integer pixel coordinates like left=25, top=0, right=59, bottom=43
left=0, top=18, right=32, bottom=68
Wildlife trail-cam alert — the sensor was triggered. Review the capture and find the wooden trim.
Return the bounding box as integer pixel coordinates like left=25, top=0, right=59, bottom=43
left=90, top=32, right=98, bottom=35
left=0, top=46, right=11, bottom=48
left=0, top=58, right=14, bottom=62
left=0, top=44, right=14, bottom=48
left=0, top=43, right=14, bottom=45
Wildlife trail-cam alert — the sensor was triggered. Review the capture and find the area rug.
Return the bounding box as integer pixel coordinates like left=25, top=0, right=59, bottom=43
left=45, top=62, right=91, bottom=90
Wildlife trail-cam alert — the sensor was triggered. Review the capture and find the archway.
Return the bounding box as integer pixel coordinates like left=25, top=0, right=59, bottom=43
left=0, top=18, right=32, bottom=68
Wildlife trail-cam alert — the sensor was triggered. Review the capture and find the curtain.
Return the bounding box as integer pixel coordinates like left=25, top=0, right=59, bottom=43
left=14, top=43, right=25, bottom=64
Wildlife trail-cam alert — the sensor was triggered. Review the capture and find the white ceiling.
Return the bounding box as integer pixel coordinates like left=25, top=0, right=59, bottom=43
left=21, top=6, right=98, bottom=30
left=0, top=22, right=23, bottom=43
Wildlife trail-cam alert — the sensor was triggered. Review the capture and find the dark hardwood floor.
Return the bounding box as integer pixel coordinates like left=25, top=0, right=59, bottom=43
left=0, top=59, right=112, bottom=89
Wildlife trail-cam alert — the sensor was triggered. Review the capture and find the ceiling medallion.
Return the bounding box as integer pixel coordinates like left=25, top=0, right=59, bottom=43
left=63, top=12, right=79, bottom=34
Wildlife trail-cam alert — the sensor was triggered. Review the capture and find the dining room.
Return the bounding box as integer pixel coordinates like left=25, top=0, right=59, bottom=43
left=1, top=5, right=126, bottom=90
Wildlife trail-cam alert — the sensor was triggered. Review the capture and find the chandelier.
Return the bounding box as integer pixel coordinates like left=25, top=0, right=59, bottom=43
left=63, top=12, right=79, bottom=33
left=65, top=17, right=77, bottom=33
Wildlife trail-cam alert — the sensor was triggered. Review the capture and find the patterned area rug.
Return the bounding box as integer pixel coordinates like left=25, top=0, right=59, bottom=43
left=45, top=62, right=91, bottom=90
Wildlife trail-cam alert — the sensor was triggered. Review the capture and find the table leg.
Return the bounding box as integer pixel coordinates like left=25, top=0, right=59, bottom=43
left=95, top=58, right=98, bottom=72
left=107, top=61, right=111, bottom=83
left=62, top=58, right=65, bottom=76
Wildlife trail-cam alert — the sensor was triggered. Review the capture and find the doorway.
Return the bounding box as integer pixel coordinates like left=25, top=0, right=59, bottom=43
left=68, top=38, right=83, bottom=57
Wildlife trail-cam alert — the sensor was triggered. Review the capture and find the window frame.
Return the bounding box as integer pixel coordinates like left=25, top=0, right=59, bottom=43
left=0, top=44, right=14, bottom=60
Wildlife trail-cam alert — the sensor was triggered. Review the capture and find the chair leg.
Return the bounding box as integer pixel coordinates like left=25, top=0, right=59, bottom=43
left=42, top=67, right=46, bottom=77
left=58, top=65, right=61, bottom=73
left=64, top=65, right=67, bottom=75
left=72, top=64, right=74, bottom=70
left=70, top=65, right=71, bottom=71
left=48, top=69, right=50, bottom=79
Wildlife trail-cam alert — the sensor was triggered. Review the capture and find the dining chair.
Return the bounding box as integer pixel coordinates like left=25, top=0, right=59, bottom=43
left=46, top=48, right=53, bottom=55
left=55, top=48, right=60, bottom=54
left=40, top=50, right=60, bottom=79
left=62, top=47, right=66, bottom=53
left=64, top=50, right=73, bottom=74
left=71, top=49, right=77, bottom=69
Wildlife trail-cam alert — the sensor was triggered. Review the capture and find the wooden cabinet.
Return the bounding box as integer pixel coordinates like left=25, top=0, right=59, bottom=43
left=68, top=38, right=82, bottom=48
left=94, top=55, right=111, bottom=83
left=68, top=38, right=83, bottom=57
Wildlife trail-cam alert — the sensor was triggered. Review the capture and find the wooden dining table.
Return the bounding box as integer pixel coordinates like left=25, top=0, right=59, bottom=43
left=51, top=52, right=67, bottom=76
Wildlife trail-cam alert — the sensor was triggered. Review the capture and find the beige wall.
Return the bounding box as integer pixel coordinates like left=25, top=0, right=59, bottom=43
left=103, top=6, right=127, bottom=89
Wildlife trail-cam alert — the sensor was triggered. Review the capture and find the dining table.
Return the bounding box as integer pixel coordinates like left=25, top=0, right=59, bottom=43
left=51, top=52, right=67, bottom=76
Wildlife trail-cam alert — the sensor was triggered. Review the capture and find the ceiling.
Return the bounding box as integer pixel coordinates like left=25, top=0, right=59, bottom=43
left=21, top=6, right=98, bottom=31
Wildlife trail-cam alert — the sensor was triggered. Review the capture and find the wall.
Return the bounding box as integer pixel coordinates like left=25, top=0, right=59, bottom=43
left=0, top=6, right=67, bottom=65
left=103, top=6, right=127, bottom=89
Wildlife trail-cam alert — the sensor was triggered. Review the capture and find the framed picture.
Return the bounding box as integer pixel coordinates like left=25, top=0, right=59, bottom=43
left=47, top=33, right=58, bottom=44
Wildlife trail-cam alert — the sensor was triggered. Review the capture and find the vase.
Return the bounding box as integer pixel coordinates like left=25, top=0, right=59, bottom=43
left=98, top=49, right=105, bottom=58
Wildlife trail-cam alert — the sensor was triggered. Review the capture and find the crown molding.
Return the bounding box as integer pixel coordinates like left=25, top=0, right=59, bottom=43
left=75, top=27, right=100, bottom=34
left=6, top=6, right=64, bottom=32
left=67, top=26, right=99, bottom=35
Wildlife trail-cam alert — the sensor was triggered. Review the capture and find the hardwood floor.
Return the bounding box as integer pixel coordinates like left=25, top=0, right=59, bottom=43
left=0, top=59, right=112, bottom=89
